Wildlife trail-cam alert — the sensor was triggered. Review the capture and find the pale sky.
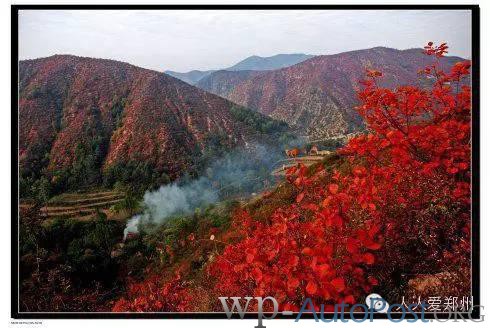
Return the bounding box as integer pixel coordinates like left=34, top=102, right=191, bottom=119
left=18, top=9, right=472, bottom=72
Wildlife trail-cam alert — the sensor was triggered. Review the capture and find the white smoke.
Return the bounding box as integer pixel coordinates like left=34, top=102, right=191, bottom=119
left=123, top=215, right=141, bottom=240
left=123, top=142, right=304, bottom=238
left=123, top=177, right=218, bottom=239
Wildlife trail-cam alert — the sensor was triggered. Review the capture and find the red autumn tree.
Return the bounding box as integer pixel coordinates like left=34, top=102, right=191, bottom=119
left=209, top=42, right=471, bottom=308
left=113, top=42, right=472, bottom=311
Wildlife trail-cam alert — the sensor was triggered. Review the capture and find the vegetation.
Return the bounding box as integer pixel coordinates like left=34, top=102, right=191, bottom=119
left=103, top=160, right=171, bottom=196
left=18, top=42, right=472, bottom=313
left=110, top=96, right=127, bottom=128
left=20, top=108, right=291, bottom=200
left=112, top=43, right=472, bottom=312
left=20, top=175, right=52, bottom=204
left=230, top=105, right=288, bottom=134
left=19, top=207, right=125, bottom=311
left=200, top=132, right=235, bottom=165
left=21, top=126, right=108, bottom=200
left=19, top=200, right=238, bottom=311
left=230, top=105, right=295, bottom=145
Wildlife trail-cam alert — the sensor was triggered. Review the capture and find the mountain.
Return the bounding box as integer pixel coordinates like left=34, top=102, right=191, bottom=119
left=164, top=69, right=216, bottom=85
left=196, top=70, right=265, bottom=97
left=220, top=47, right=463, bottom=139
left=165, top=53, right=313, bottom=85
left=226, top=54, right=315, bottom=71
left=19, top=55, right=290, bottom=194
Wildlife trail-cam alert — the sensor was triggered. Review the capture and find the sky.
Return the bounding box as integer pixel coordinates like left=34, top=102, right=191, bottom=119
left=18, top=10, right=472, bottom=72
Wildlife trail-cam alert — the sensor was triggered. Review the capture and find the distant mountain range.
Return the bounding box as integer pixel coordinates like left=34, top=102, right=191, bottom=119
left=196, top=47, right=463, bottom=139
left=165, top=53, right=313, bottom=85
left=19, top=55, right=290, bottom=193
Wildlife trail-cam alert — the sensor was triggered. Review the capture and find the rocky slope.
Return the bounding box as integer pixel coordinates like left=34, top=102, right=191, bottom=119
left=19, top=55, right=289, bottom=192
left=221, top=47, right=463, bottom=139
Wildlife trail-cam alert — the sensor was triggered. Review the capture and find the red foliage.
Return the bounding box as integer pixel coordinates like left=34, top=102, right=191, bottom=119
left=112, top=273, right=192, bottom=312
left=208, top=42, right=471, bottom=309
left=113, top=42, right=471, bottom=311
left=209, top=163, right=383, bottom=310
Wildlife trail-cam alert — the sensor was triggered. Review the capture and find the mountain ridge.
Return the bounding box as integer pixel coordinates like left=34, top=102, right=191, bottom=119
left=200, top=47, right=464, bottom=139
left=165, top=53, right=313, bottom=85
left=19, top=54, right=290, bottom=195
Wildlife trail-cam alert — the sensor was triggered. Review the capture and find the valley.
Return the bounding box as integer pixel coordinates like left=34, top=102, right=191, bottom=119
left=17, top=43, right=472, bottom=314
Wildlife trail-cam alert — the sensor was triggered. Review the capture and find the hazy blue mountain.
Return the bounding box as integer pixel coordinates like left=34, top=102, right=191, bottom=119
left=227, top=53, right=314, bottom=71
left=165, top=53, right=314, bottom=85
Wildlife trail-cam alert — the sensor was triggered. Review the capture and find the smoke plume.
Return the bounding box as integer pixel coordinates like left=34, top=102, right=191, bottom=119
left=123, top=143, right=291, bottom=238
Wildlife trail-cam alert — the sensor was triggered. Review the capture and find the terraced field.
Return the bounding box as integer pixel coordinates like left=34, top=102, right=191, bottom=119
left=40, top=191, right=125, bottom=221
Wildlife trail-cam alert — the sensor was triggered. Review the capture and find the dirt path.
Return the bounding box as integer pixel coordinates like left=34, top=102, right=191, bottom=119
left=272, top=155, right=324, bottom=176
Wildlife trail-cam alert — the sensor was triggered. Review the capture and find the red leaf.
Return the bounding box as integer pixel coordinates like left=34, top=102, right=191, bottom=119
left=363, top=253, right=375, bottom=265
left=331, top=277, right=345, bottom=292
left=251, top=267, right=263, bottom=282
left=288, top=255, right=300, bottom=267
left=328, top=184, right=339, bottom=194
left=344, top=295, right=355, bottom=304
left=288, top=277, right=300, bottom=290
left=296, top=192, right=305, bottom=203
left=306, top=281, right=318, bottom=295
left=317, top=264, right=330, bottom=277
left=346, top=238, right=359, bottom=254
left=365, top=242, right=382, bottom=250
left=302, top=247, right=313, bottom=256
